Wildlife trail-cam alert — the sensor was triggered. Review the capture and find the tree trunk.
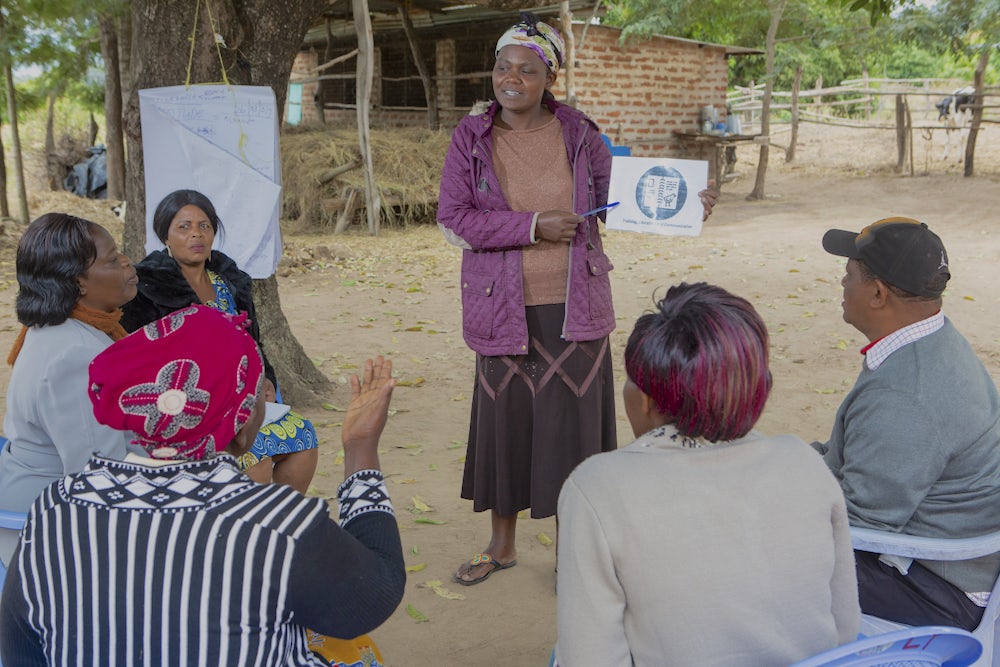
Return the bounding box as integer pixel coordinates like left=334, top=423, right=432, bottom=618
left=45, top=90, right=61, bottom=190
left=354, top=0, right=380, bottom=235
left=398, top=2, right=438, bottom=130
left=963, top=48, right=990, bottom=178
left=0, top=118, right=9, bottom=218
left=125, top=0, right=332, bottom=405
left=747, top=0, right=785, bottom=201
left=88, top=112, right=99, bottom=146
left=118, top=13, right=134, bottom=111
left=99, top=14, right=126, bottom=201
left=2, top=65, right=28, bottom=223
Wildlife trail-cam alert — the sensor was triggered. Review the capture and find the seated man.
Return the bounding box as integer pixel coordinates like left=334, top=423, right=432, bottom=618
left=814, top=217, right=1000, bottom=631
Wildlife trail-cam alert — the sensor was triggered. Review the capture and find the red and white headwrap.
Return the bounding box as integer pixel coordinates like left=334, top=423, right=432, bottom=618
left=88, top=305, right=264, bottom=461
left=495, top=13, right=565, bottom=74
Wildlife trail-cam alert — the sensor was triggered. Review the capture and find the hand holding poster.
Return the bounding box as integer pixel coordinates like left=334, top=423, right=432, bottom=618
left=605, top=157, right=708, bottom=236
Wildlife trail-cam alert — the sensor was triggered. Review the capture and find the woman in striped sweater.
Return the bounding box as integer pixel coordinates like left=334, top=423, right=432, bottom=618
left=0, top=306, right=405, bottom=666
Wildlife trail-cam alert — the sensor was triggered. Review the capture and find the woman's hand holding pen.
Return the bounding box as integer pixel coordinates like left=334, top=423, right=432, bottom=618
left=537, top=210, right=583, bottom=243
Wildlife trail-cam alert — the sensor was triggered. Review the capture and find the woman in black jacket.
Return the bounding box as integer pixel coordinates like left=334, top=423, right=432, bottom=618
left=122, top=189, right=319, bottom=492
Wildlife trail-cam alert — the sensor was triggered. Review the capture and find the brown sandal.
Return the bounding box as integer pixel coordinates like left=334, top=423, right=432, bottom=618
left=453, top=552, right=517, bottom=586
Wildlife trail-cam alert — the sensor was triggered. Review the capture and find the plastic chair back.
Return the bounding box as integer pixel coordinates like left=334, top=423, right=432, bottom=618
left=599, top=133, right=632, bottom=157
left=789, top=626, right=982, bottom=667
left=853, top=527, right=1000, bottom=667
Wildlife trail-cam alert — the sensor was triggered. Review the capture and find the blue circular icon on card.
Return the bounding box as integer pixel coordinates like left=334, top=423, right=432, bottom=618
left=635, top=166, right=688, bottom=220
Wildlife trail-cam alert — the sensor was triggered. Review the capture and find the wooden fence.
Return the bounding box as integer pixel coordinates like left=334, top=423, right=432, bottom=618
left=728, top=78, right=1000, bottom=132
left=725, top=77, right=999, bottom=174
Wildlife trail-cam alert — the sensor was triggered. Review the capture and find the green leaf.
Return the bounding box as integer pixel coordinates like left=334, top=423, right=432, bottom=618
left=406, top=604, right=429, bottom=623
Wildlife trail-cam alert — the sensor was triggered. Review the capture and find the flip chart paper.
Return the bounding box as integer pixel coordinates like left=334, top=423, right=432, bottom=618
left=139, top=85, right=283, bottom=278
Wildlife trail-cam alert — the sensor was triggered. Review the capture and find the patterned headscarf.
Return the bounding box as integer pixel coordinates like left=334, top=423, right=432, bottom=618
left=495, top=12, right=565, bottom=74
left=88, top=305, right=264, bottom=461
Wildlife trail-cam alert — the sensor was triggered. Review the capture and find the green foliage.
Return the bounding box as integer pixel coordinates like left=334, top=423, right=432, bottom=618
left=878, top=42, right=945, bottom=79
left=604, top=0, right=999, bottom=89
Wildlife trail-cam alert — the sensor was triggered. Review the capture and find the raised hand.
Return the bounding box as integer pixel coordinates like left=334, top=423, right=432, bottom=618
left=342, top=356, right=396, bottom=477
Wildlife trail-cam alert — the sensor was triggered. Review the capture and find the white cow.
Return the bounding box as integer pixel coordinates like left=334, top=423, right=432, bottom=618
left=935, top=85, right=975, bottom=162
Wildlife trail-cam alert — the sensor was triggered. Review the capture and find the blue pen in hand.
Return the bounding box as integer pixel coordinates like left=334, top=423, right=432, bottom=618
left=581, top=201, right=620, bottom=217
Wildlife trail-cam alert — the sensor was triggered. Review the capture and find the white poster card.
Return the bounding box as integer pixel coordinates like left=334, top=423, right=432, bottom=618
left=138, top=85, right=282, bottom=278
left=605, top=157, right=708, bottom=236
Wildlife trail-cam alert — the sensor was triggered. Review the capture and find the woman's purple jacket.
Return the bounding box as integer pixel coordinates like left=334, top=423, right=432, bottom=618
left=437, top=99, right=616, bottom=357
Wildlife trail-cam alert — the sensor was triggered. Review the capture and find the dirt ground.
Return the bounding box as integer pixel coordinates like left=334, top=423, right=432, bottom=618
left=1, top=121, right=999, bottom=665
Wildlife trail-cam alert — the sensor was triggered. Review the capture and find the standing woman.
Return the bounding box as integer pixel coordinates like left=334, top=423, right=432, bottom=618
left=0, top=214, right=137, bottom=524
left=438, top=13, right=717, bottom=585
left=121, top=189, right=319, bottom=493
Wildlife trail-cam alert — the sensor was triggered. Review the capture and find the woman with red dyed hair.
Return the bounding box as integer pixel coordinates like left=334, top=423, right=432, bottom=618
left=554, top=282, right=859, bottom=667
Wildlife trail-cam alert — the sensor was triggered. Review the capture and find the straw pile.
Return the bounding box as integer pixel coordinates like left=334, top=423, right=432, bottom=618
left=281, top=126, right=451, bottom=231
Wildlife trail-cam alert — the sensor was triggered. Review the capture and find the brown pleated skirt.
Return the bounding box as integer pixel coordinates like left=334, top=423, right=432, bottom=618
left=461, top=303, right=617, bottom=518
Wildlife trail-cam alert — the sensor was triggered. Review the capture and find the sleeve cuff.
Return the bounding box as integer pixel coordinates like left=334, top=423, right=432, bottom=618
left=337, top=469, right=395, bottom=526
left=529, top=212, right=540, bottom=244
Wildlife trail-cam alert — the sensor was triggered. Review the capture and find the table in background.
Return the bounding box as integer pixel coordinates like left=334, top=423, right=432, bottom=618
left=673, top=131, right=765, bottom=189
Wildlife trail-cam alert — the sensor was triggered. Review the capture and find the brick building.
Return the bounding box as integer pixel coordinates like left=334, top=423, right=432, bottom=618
left=289, top=8, right=756, bottom=156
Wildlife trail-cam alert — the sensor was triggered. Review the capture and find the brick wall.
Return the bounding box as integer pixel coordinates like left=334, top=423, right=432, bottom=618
left=288, top=24, right=732, bottom=153
left=549, top=26, right=729, bottom=156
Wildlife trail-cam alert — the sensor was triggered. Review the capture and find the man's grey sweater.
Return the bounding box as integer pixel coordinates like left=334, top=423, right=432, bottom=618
left=813, top=318, right=1000, bottom=592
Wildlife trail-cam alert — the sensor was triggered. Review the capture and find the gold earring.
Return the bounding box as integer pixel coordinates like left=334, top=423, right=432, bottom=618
left=166, top=245, right=173, bottom=258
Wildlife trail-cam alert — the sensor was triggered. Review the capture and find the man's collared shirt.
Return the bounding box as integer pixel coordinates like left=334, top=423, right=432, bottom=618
left=863, top=310, right=944, bottom=371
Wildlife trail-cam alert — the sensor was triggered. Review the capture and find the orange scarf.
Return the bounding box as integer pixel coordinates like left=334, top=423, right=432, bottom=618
left=7, top=303, right=129, bottom=366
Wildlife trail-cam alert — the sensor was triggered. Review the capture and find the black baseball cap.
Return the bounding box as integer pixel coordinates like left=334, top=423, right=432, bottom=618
left=822, top=217, right=950, bottom=297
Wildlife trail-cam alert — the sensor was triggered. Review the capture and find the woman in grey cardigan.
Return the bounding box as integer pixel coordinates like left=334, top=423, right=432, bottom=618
left=0, top=214, right=138, bottom=562
left=555, top=283, right=860, bottom=667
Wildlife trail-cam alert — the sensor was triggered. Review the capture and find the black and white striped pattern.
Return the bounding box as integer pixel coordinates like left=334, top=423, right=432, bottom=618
left=14, top=455, right=333, bottom=666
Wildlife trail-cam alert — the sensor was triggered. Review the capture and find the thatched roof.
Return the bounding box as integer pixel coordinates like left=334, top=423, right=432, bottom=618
left=307, top=1, right=595, bottom=46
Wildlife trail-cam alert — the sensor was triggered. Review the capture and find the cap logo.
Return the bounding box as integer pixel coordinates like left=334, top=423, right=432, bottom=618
left=938, top=252, right=948, bottom=271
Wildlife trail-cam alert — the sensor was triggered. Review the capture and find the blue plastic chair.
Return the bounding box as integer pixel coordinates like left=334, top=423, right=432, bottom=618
left=852, top=527, right=1000, bottom=667
left=0, top=433, right=27, bottom=589
left=600, top=133, right=632, bottom=157
left=789, top=626, right=981, bottom=667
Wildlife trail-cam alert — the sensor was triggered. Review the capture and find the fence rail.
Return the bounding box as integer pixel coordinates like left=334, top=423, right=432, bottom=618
left=724, top=77, right=996, bottom=176
left=727, top=78, right=999, bottom=134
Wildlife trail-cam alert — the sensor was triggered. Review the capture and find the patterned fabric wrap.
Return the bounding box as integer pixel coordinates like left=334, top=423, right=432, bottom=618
left=495, top=14, right=565, bottom=73
left=337, top=469, right=394, bottom=526
left=237, top=410, right=319, bottom=471
left=88, top=305, right=264, bottom=460
left=205, top=269, right=238, bottom=315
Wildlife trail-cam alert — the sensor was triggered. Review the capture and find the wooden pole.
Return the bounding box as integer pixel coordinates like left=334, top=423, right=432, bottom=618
left=316, top=19, right=334, bottom=124
left=398, top=1, right=439, bottom=130
left=353, top=0, right=380, bottom=234
left=895, top=94, right=906, bottom=173
left=317, top=158, right=361, bottom=185
left=559, top=1, right=577, bottom=106
left=786, top=64, right=801, bottom=163
left=964, top=48, right=990, bottom=178
left=906, top=97, right=913, bottom=177
left=862, top=63, right=870, bottom=121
